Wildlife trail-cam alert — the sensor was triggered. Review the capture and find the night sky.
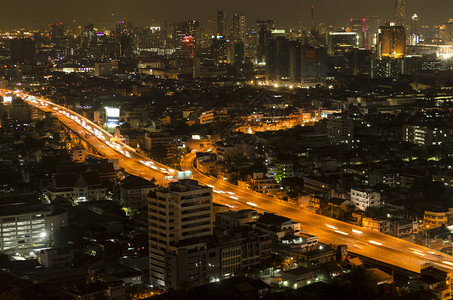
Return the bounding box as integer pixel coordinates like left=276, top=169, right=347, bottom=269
left=0, top=0, right=451, bottom=30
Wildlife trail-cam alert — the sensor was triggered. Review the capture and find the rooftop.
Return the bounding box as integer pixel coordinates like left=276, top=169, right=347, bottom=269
left=257, top=213, right=292, bottom=226
left=120, top=174, right=157, bottom=189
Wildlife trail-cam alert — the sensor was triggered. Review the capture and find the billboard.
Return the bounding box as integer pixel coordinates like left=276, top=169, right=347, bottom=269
left=3, top=96, right=12, bottom=103
left=105, top=107, right=120, bottom=118
left=105, top=107, right=120, bottom=129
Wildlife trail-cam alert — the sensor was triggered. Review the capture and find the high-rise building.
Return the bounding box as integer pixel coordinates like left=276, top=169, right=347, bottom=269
left=394, top=0, right=406, bottom=29
left=300, top=45, right=328, bottom=88
left=410, top=14, right=420, bottom=45
left=327, top=32, right=359, bottom=54
left=349, top=18, right=367, bottom=49
left=257, top=20, right=276, bottom=63
left=174, top=20, right=199, bottom=59
left=226, top=41, right=245, bottom=65
left=368, top=16, right=382, bottom=46
left=148, top=179, right=219, bottom=290
left=377, top=25, right=406, bottom=59
left=231, top=13, right=246, bottom=41
left=217, top=10, right=227, bottom=37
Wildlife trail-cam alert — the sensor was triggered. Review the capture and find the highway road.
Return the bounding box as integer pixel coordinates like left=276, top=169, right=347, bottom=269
left=181, top=152, right=453, bottom=273
left=4, top=89, right=453, bottom=273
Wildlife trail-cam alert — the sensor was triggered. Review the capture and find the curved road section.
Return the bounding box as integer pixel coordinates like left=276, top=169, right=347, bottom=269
left=4, top=89, right=453, bottom=273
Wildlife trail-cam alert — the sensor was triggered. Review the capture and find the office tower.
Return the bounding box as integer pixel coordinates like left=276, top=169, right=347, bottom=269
left=173, top=20, right=199, bottom=59
left=377, top=25, right=406, bottom=59
left=257, top=20, right=276, bottom=63
left=226, top=41, right=245, bottom=65
left=205, top=19, right=216, bottom=37
left=349, top=18, right=367, bottom=49
left=368, top=16, right=382, bottom=46
left=81, top=23, right=96, bottom=49
left=300, top=45, right=328, bottom=88
left=410, top=14, right=420, bottom=45
left=49, top=23, right=65, bottom=41
left=148, top=179, right=218, bottom=290
left=231, top=13, right=246, bottom=41
left=394, top=0, right=406, bottom=29
left=265, top=37, right=297, bottom=81
left=210, top=36, right=227, bottom=65
left=327, top=32, right=359, bottom=54
left=217, top=10, right=227, bottom=37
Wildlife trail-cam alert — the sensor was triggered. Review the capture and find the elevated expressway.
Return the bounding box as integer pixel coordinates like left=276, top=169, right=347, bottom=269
left=4, top=89, right=453, bottom=273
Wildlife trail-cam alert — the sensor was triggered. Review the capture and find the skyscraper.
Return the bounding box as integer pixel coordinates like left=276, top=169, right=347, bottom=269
left=394, top=0, right=406, bottom=29
left=231, top=13, right=246, bottom=42
left=410, top=14, right=420, bottom=45
left=377, top=25, right=406, bottom=59
left=257, top=20, right=276, bottom=63
left=217, top=10, right=227, bottom=37
left=368, top=16, right=382, bottom=47
left=350, top=18, right=367, bottom=49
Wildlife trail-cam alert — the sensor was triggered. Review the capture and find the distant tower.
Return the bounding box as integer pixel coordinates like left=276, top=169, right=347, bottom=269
left=394, top=0, right=406, bottom=29
left=232, top=13, right=246, bottom=41
left=410, top=14, right=420, bottom=45
left=217, top=10, right=227, bottom=37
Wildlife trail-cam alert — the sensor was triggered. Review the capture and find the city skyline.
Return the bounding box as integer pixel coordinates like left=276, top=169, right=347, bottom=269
left=1, top=0, right=453, bottom=298
left=0, top=0, right=452, bottom=30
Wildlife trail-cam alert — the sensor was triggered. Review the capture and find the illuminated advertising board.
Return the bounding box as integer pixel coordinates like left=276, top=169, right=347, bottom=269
left=105, top=107, right=120, bottom=129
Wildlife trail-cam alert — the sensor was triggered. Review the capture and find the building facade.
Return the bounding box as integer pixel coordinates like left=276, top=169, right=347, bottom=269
left=351, top=188, right=381, bottom=211
left=0, top=205, right=67, bottom=253
left=148, top=179, right=219, bottom=290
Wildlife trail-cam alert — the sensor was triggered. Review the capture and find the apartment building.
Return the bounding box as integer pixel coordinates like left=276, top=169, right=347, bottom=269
left=148, top=179, right=219, bottom=290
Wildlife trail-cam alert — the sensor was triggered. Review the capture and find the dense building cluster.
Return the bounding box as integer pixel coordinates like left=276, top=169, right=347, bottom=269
left=1, top=1, right=453, bottom=300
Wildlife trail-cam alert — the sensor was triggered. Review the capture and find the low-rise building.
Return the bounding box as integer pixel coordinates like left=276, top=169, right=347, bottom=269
left=389, top=218, right=418, bottom=238
left=215, top=209, right=258, bottom=231
left=350, top=188, right=381, bottom=211
left=424, top=208, right=453, bottom=228
left=409, top=265, right=452, bottom=300
left=0, top=205, right=67, bottom=253
left=267, top=162, right=294, bottom=182
left=362, top=217, right=390, bottom=234
left=255, top=213, right=300, bottom=239
left=217, top=228, right=272, bottom=279
left=250, top=172, right=281, bottom=194
left=298, top=245, right=347, bottom=269
left=45, top=172, right=107, bottom=203
left=119, top=175, right=157, bottom=210
left=281, top=267, right=321, bottom=289
left=276, top=233, right=319, bottom=258
left=403, top=124, right=453, bottom=146
left=39, top=247, right=73, bottom=268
